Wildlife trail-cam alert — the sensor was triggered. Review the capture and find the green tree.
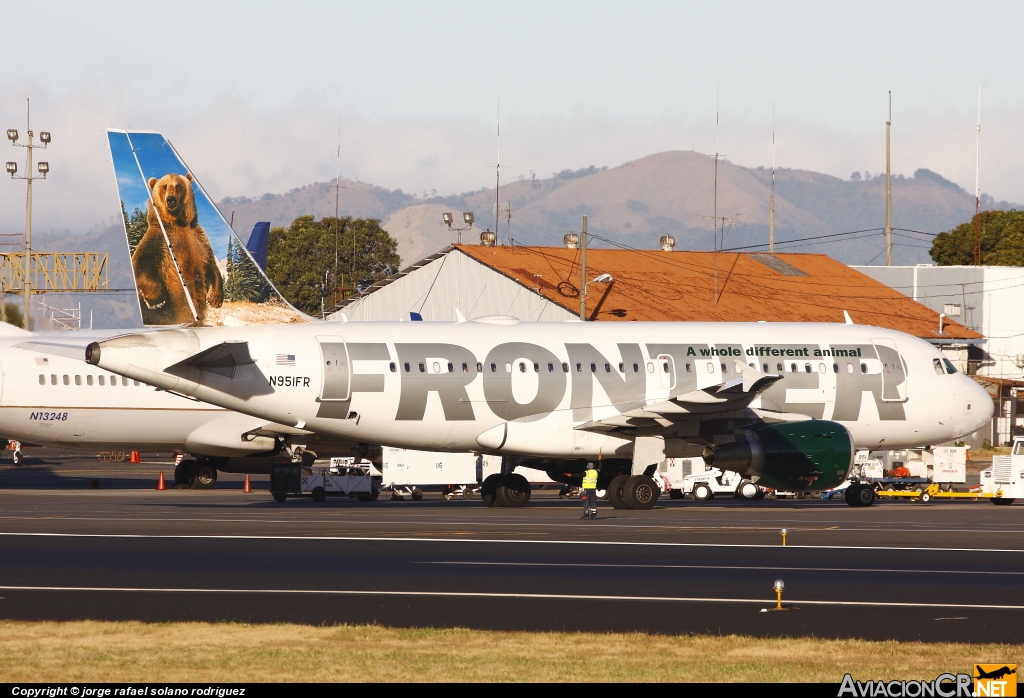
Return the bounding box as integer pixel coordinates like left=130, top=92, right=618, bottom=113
left=121, top=201, right=148, bottom=256
left=224, top=235, right=274, bottom=303
left=930, top=210, right=1024, bottom=266
left=266, top=216, right=401, bottom=316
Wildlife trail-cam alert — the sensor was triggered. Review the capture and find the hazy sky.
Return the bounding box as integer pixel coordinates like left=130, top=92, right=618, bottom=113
left=1, top=0, right=1022, bottom=235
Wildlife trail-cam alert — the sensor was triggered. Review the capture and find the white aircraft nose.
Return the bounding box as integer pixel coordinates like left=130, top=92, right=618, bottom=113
left=969, top=377, right=995, bottom=425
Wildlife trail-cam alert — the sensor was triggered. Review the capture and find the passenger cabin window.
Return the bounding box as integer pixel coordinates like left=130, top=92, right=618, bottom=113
left=390, top=362, right=397, bottom=373
left=50, top=374, right=57, bottom=385
left=663, top=362, right=670, bottom=373
left=721, top=363, right=727, bottom=373
left=590, top=363, right=597, bottom=373
left=534, top=363, right=540, bottom=373
left=943, top=358, right=958, bottom=374
left=647, top=362, right=654, bottom=373
left=633, top=363, right=639, bottom=372
left=763, top=363, right=769, bottom=372
left=98, top=376, right=105, bottom=386
left=562, top=362, right=569, bottom=372
left=63, top=375, right=69, bottom=385
left=805, top=364, right=812, bottom=373
left=38, top=374, right=44, bottom=385
left=790, top=364, right=797, bottom=373
left=685, top=363, right=691, bottom=373
left=577, top=363, right=583, bottom=373
left=447, top=362, right=454, bottom=373
left=618, top=362, right=624, bottom=372
left=418, top=363, right=425, bottom=372
left=505, top=363, right=512, bottom=373
left=833, top=364, right=839, bottom=373
left=605, top=363, right=611, bottom=373
left=75, top=375, right=81, bottom=386
left=933, top=358, right=945, bottom=376
left=861, top=363, right=868, bottom=373
left=476, top=362, right=483, bottom=373
left=519, top=362, right=526, bottom=373
left=548, top=363, right=554, bottom=372
left=777, top=363, right=784, bottom=372
left=847, top=363, right=853, bottom=373
left=490, top=363, right=497, bottom=372
left=819, top=363, right=826, bottom=374
left=404, top=362, right=410, bottom=372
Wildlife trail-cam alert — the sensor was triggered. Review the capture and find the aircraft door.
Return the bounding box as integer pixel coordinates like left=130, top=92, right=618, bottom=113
left=318, top=337, right=350, bottom=401
left=872, top=338, right=908, bottom=402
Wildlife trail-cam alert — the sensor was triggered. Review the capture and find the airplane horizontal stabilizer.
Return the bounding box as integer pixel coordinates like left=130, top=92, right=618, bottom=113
left=166, top=341, right=254, bottom=378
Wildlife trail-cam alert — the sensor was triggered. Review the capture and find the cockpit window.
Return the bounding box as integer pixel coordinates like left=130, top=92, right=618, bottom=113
left=943, top=358, right=958, bottom=374
left=933, top=358, right=945, bottom=376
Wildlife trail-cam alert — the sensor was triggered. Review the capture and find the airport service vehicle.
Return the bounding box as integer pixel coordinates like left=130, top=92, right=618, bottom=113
left=876, top=440, right=1021, bottom=504
left=681, top=467, right=762, bottom=501
left=271, top=460, right=378, bottom=503
left=89, top=312, right=993, bottom=510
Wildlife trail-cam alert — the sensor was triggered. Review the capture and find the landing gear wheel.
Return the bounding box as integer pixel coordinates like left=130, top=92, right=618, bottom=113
left=692, top=483, right=713, bottom=501
left=480, top=473, right=502, bottom=507
left=669, top=489, right=684, bottom=500
left=12, top=450, right=23, bottom=466
left=173, top=461, right=189, bottom=487
left=607, top=474, right=630, bottom=509
left=272, top=493, right=287, bottom=503
left=624, top=475, right=658, bottom=510
left=191, top=462, right=217, bottom=490
left=178, top=459, right=197, bottom=488
left=311, top=486, right=326, bottom=503
left=736, top=480, right=760, bottom=501
left=496, top=473, right=531, bottom=507
left=411, top=487, right=423, bottom=501
left=992, top=497, right=1016, bottom=506
left=845, top=484, right=876, bottom=507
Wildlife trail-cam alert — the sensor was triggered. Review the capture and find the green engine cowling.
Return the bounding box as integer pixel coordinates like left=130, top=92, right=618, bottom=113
left=703, top=420, right=853, bottom=491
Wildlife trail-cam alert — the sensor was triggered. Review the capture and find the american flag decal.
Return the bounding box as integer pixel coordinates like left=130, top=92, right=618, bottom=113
left=35, top=357, right=49, bottom=365
left=276, top=354, right=296, bottom=366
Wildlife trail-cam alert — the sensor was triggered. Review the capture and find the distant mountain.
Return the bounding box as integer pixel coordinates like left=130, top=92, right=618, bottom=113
left=217, top=151, right=1019, bottom=267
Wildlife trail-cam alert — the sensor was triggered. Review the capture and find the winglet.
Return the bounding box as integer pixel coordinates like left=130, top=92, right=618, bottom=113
left=843, top=310, right=854, bottom=325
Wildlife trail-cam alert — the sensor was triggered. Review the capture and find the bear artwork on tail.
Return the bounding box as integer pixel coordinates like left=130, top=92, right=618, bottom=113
left=132, top=172, right=223, bottom=325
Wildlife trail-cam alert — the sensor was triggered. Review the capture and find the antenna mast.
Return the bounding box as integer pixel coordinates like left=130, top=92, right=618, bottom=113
left=769, top=104, right=775, bottom=253
left=495, top=96, right=501, bottom=244
left=973, top=85, right=982, bottom=266
left=885, top=91, right=892, bottom=266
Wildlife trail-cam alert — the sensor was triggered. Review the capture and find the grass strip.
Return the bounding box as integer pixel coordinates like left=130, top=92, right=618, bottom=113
left=0, top=621, right=1019, bottom=682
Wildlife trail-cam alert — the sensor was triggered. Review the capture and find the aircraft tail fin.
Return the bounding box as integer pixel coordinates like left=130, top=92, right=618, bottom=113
left=246, top=222, right=270, bottom=272
left=106, top=131, right=308, bottom=327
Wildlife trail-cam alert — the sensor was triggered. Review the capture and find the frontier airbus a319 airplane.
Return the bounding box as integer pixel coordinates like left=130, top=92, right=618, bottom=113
left=87, top=315, right=992, bottom=508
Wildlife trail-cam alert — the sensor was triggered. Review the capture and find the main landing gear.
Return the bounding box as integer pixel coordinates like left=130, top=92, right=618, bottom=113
left=480, top=472, right=532, bottom=507
left=844, top=483, right=876, bottom=507
left=607, top=474, right=660, bottom=510
left=173, top=459, right=218, bottom=490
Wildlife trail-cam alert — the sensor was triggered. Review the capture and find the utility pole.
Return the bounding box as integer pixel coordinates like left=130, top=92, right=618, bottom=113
left=973, top=85, right=982, bottom=266
left=5, top=99, right=50, bottom=330
left=885, top=91, right=893, bottom=266
left=769, top=104, right=775, bottom=253
left=579, top=215, right=587, bottom=321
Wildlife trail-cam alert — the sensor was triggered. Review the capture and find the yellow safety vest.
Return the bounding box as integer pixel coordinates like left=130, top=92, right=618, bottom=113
left=582, top=468, right=598, bottom=489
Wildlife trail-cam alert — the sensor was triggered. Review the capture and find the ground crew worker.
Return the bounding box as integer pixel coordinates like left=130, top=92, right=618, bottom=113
left=580, top=462, right=599, bottom=519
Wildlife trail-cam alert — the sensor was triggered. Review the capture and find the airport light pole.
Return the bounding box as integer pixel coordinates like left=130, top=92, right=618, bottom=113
left=6, top=100, right=50, bottom=329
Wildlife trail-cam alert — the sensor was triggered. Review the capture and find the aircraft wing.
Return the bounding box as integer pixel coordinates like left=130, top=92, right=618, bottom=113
left=575, top=362, right=787, bottom=432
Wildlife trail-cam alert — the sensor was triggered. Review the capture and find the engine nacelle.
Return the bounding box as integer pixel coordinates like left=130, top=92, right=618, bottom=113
left=702, top=420, right=853, bottom=491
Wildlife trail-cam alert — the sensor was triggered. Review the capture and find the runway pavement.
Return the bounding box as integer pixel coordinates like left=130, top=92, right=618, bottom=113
left=0, top=449, right=1021, bottom=641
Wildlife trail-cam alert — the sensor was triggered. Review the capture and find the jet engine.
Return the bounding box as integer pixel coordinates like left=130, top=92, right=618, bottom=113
left=702, top=421, right=853, bottom=491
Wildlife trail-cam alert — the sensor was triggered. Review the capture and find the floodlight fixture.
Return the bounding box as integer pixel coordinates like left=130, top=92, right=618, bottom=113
left=6, top=129, right=17, bottom=142
left=463, top=212, right=475, bottom=226
left=39, top=131, right=50, bottom=144
left=592, top=273, right=613, bottom=284
left=442, top=212, right=453, bottom=227
left=5, top=162, right=16, bottom=175
left=37, top=161, right=48, bottom=174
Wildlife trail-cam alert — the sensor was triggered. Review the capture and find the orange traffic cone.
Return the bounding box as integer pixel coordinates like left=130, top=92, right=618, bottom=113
left=243, top=474, right=252, bottom=493
left=129, top=450, right=141, bottom=463
left=156, top=471, right=166, bottom=490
